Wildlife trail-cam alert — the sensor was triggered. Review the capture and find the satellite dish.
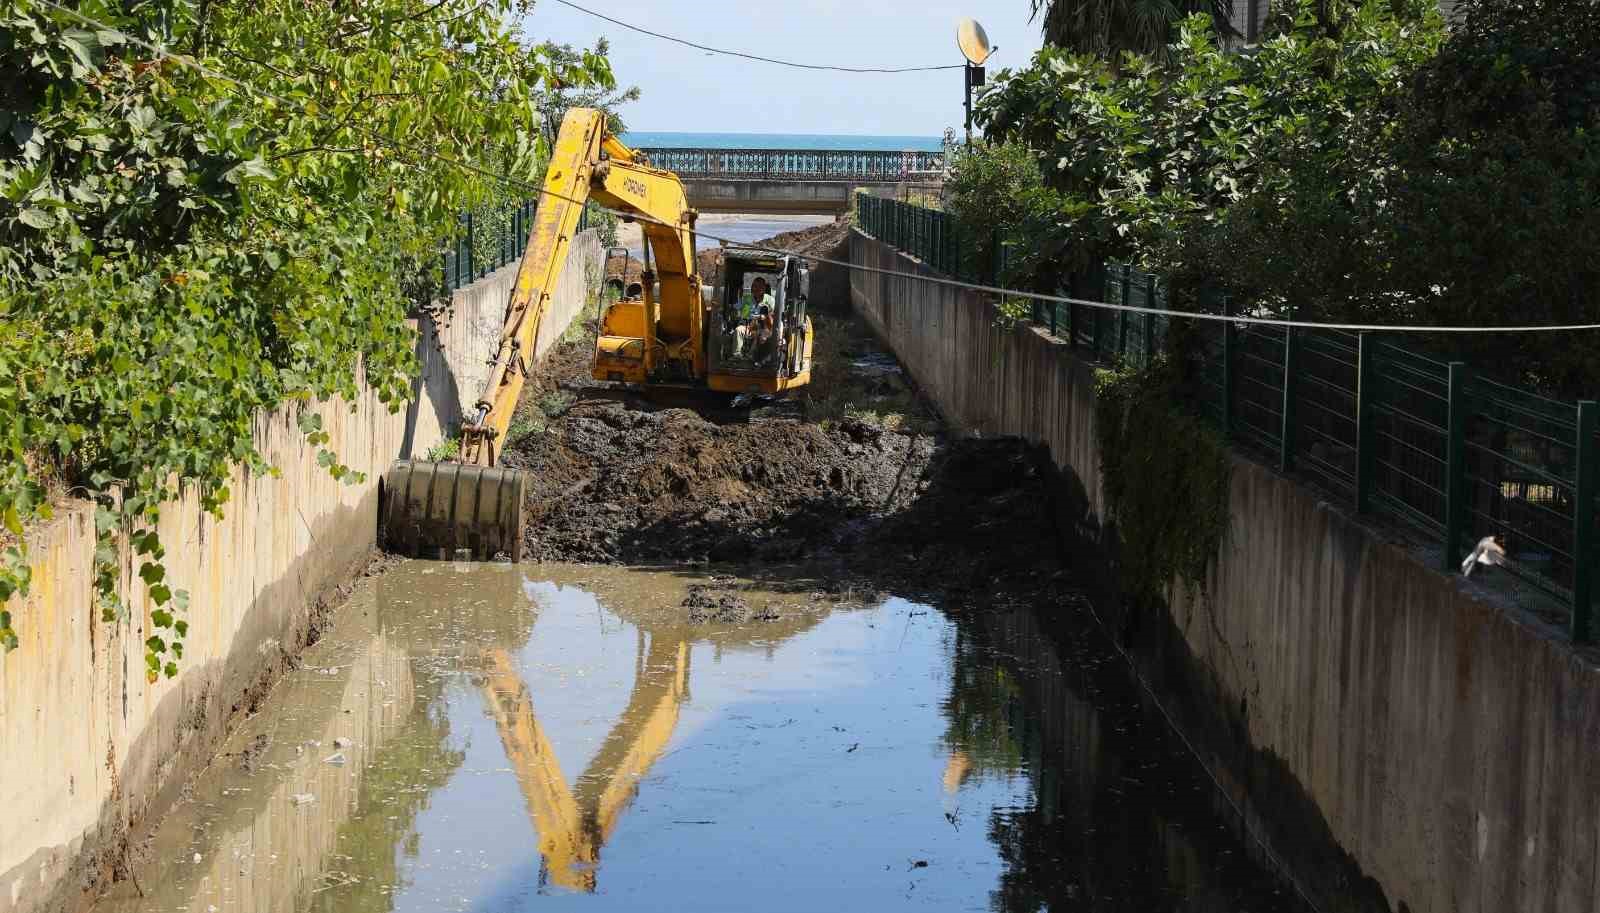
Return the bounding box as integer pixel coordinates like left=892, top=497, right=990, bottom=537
left=956, top=18, right=992, bottom=65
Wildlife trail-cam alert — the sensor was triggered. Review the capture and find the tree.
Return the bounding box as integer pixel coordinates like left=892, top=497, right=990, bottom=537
left=530, top=37, right=640, bottom=246
left=534, top=38, right=640, bottom=144
left=945, top=142, right=1058, bottom=286
left=976, top=1, right=1441, bottom=291
left=1370, top=0, right=1600, bottom=394
left=1029, top=0, right=1239, bottom=59
left=989, top=0, right=1600, bottom=397
left=0, top=0, right=615, bottom=670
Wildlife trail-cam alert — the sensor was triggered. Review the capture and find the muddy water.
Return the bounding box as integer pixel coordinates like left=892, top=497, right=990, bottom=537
left=94, top=563, right=1308, bottom=913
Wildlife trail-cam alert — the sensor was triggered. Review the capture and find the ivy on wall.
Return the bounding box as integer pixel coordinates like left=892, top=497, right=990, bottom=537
left=0, top=0, right=618, bottom=675
left=1094, top=358, right=1230, bottom=600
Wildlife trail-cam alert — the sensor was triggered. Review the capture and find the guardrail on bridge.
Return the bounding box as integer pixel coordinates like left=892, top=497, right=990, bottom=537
left=637, top=148, right=945, bottom=181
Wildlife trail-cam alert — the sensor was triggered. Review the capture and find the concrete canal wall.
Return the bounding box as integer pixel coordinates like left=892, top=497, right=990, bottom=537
left=0, top=230, right=602, bottom=913
left=849, top=229, right=1600, bottom=913
left=405, top=229, right=604, bottom=454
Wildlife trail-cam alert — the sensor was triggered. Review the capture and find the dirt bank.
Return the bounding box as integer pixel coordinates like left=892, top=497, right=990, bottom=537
left=608, top=219, right=851, bottom=287
left=507, top=222, right=1062, bottom=600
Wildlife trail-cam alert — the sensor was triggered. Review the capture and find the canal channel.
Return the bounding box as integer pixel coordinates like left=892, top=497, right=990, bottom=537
left=92, top=561, right=1308, bottom=912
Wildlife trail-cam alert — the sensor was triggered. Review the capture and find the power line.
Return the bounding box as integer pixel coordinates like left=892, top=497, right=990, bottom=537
left=31, top=0, right=1600, bottom=335
left=548, top=0, right=963, bottom=73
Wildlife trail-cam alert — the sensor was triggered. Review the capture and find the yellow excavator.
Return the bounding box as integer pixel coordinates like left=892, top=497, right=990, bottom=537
left=381, top=108, right=815, bottom=561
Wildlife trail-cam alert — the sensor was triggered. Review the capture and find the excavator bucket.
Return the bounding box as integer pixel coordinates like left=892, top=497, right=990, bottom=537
left=380, top=460, right=527, bottom=561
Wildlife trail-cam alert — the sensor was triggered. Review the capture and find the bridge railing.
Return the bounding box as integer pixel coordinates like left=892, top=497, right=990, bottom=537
left=857, top=194, right=1600, bottom=643
left=637, top=148, right=944, bottom=181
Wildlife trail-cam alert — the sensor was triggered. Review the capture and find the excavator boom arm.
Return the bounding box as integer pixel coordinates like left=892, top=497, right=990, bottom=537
left=460, top=109, right=699, bottom=465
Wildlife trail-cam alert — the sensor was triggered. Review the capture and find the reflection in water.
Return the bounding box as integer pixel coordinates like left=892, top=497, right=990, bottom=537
left=96, top=563, right=1310, bottom=913
left=478, top=635, right=688, bottom=892
left=944, top=605, right=1309, bottom=912
left=94, top=585, right=464, bottom=913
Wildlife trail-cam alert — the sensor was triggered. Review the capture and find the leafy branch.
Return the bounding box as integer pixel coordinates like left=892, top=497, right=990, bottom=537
left=0, top=0, right=618, bottom=677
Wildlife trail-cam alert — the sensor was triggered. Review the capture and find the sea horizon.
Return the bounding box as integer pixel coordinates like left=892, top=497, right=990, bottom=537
left=621, top=130, right=945, bottom=152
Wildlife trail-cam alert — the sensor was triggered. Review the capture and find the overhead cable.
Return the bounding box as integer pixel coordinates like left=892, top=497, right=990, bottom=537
left=548, top=0, right=964, bottom=73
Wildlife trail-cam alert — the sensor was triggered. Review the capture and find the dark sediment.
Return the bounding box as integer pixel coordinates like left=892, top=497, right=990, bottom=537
left=503, top=219, right=1063, bottom=601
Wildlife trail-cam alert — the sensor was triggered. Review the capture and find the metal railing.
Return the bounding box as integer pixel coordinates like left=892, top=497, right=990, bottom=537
left=855, top=194, right=967, bottom=278
left=440, top=200, right=590, bottom=295
left=855, top=195, right=1600, bottom=642
left=637, top=148, right=945, bottom=181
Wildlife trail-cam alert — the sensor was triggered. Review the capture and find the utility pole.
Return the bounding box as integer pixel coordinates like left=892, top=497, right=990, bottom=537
left=957, top=18, right=994, bottom=145
left=963, top=63, right=983, bottom=144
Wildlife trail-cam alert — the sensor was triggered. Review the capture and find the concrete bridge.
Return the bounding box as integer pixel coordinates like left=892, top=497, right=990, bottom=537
left=636, top=147, right=944, bottom=214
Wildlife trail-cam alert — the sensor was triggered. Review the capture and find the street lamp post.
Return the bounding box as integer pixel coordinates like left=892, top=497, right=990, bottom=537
left=957, top=18, right=995, bottom=145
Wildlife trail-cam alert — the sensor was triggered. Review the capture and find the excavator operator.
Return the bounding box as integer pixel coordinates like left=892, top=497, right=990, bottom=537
left=731, top=277, right=775, bottom=358
left=749, top=276, right=774, bottom=312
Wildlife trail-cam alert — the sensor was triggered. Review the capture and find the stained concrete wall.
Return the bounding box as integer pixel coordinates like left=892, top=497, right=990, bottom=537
left=0, top=230, right=601, bottom=913
left=850, top=229, right=1600, bottom=913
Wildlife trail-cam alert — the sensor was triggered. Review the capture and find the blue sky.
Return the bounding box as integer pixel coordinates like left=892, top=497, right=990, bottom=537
left=521, top=0, right=1045, bottom=136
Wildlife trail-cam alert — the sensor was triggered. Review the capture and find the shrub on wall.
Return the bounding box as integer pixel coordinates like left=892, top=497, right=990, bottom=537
left=0, top=0, right=616, bottom=671
left=1094, top=358, right=1230, bottom=599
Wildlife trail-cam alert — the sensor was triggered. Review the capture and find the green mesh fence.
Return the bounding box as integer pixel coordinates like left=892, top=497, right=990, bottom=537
left=854, top=195, right=1600, bottom=642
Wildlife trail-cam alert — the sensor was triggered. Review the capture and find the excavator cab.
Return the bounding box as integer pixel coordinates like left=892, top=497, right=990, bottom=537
left=704, top=249, right=813, bottom=394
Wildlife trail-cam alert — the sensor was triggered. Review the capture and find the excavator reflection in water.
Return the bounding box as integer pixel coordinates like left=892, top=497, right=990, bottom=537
left=471, top=573, right=830, bottom=894
left=477, top=634, right=689, bottom=892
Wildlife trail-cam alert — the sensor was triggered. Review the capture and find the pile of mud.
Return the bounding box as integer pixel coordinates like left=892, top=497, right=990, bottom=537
left=505, top=390, right=1059, bottom=596
left=508, top=402, right=933, bottom=564
left=682, top=584, right=780, bottom=624
left=502, top=390, right=1062, bottom=604
left=738, top=220, right=851, bottom=259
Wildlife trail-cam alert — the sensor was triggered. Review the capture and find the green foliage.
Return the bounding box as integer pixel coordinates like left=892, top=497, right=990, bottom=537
left=533, top=37, right=637, bottom=143
left=941, top=641, right=1028, bottom=774
left=534, top=38, right=635, bottom=254
left=0, top=0, right=615, bottom=674
left=944, top=141, right=1062, bottom=288
left=424, top=436, right=460, bottom=463
left=992, top=296, right=1034, bottom=332
left=538, top=389, right=575, bottom=419
left=585, top=201, right=620, bottom=248
left=505, top=413, right=543, bottom=445
left=1175, top=0, right=1600, bottom=393
left=1369, top=0, right=1600, bottom=393
left=1094, top=358, right=1230, bottom=599
left=987, top=0, right=1600, bottom=396
left=980, top=0, right=1444, bottom=289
